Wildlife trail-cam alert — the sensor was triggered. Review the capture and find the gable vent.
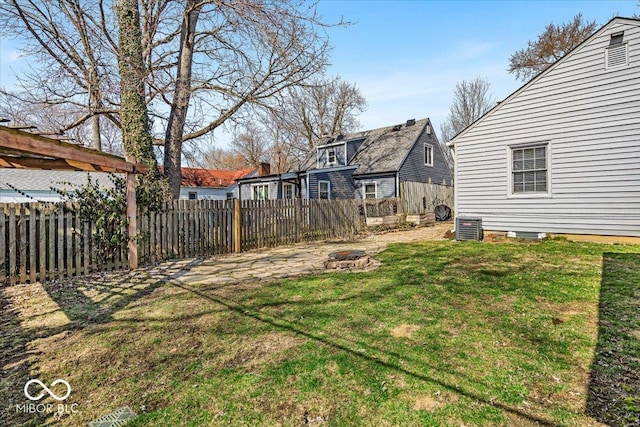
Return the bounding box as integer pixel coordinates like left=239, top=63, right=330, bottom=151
left=606, top=43, right=628, bottom=69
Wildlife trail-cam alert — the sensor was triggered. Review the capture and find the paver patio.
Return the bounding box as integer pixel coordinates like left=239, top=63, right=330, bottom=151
left=147, top=223, right=451, bottom=286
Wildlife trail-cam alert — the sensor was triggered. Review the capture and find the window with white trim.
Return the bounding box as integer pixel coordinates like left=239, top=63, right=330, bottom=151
left=327, top=149, right=336, bottom=165
left=364, top=182, right=377, bottom=199
left=424, top=143, right=433, bottom=166
left=188, top=191, right=197, bottom=200
left=283, top=183, right=294, bottom=199
left=252, top=184, right=269, bottom=200
left=511, top=144, right=547, bottom=194
left=318, top=180, right=330, bottom=199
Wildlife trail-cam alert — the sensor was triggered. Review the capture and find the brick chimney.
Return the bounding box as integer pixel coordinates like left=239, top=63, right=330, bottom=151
left=258, top=162, right=271, bottom=176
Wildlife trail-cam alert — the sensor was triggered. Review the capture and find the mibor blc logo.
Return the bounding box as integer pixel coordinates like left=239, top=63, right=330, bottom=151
left=24, top=379, right=72, bottom=401
left=17, top=379, right=78, bottom=417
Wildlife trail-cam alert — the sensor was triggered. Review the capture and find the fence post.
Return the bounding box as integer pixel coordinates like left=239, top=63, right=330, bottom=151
left=294, top=198, right=301, bottom=242
left=233, top=198, right=241, bottom=253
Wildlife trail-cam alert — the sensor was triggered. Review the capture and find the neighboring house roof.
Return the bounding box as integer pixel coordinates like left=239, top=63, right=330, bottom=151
left=301, top=118, right=431, bottom=175
left=449, top=16, right=640, bottom=146
left=176, top=167, right=256, bottom=188
left=0, top=169, right=117, bottom=193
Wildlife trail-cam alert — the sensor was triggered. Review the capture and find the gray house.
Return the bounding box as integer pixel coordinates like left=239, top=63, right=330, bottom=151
left=238, top=117, right=452, bottom=201
left=450, top=17, right=640, bottom=237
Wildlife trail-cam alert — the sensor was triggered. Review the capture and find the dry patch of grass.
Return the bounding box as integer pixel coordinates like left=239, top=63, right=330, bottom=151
left=390, top=324, right=420, bottom=338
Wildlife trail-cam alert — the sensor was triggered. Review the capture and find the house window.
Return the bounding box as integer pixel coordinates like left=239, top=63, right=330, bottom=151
left=424, top=143, right=433, bottom=166
left=252, top=184, right=269, bottom=200
left=318, top=180, right=330, bottom=199
left=327, top=149, right=336, bottom=165
left=511, top=144, right=548, bottom=194
left=364, top=182, right=377, bottom=199
left=283, top=183, right=294, bottom=199
left=188, top=192, right=197, bottom=200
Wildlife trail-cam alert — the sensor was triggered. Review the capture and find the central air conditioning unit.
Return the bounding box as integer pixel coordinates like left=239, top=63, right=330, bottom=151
left=456, top=216, right=483, bottom=241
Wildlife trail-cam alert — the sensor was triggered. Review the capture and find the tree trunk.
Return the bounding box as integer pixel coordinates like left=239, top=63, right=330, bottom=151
left=115, top=0, right=155, bottom=168
left=164, top=0, right=202, bottom=199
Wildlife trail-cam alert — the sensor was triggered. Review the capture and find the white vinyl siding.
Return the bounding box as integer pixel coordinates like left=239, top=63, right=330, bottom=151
left=453, top=19, right=640, bottom=237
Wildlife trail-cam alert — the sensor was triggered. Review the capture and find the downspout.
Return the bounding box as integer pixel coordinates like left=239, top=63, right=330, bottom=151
left=305, top=172, right=310, bottom=199
left=395, top=172, right=400, bottom=198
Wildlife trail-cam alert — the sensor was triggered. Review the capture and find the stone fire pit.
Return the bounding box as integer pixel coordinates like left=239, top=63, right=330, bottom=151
left=324, top=249, right=374, bottom=271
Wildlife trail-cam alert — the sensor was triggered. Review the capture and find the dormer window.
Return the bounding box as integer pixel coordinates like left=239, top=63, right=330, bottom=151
left=327, top=149, right=336, bottom=165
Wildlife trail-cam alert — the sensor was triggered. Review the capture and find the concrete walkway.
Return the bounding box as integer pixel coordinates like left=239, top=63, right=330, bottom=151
left=147, top=222, right=451, bottom=286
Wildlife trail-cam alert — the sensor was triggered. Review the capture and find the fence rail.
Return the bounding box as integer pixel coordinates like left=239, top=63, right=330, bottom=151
left=400, top=181, right=454, bottom=214
left=1, top=183, right=452, bottom=284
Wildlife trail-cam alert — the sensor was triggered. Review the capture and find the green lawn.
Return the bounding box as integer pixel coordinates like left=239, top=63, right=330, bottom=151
left=3, top=238, right=639, bottom=426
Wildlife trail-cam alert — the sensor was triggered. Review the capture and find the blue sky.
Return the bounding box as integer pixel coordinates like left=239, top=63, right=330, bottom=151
left=0, top=0, right=638, bottom=141
left=316, top=0, right=638, bottom=132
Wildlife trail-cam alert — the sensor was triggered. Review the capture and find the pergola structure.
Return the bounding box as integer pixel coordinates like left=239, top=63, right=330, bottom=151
left=0, top=124, right=149, bottom=269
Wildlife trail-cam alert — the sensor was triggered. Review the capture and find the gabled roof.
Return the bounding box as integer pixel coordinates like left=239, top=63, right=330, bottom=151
left=449, top=16, right=640, bottom=146
left=180, top=167, right=256, bottom=188
left=301, top=117, right=431, bottom=175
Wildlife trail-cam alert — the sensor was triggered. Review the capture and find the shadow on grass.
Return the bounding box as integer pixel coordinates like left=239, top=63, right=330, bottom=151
left=1, top=270, right=163, bottom=426
left=172, top=280, right=561, bottom=427
left=587, top=253, right=640, bottom=427
left=0, top=288, right=46, bottom=427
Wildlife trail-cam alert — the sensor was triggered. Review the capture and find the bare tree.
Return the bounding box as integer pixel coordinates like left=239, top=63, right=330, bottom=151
left=508, top=13, right=597, bottom=81
left=205, top=148, right=252, bottom=170
left=440, top=77, right=494, bottom=173
left=229, top=122, right=269, bottom=169
left=0, top=1, right=340, bottom=198
left=282, top=77, right=367, bottom=150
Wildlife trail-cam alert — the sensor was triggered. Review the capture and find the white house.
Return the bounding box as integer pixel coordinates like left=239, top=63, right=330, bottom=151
left=450, top=17, right=640, bottom=238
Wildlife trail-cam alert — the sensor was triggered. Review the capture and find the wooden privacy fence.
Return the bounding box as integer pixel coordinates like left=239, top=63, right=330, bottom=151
left=0, top=202, right=128, bottom=285
left=137, top=200, right=233, bottom=264
left=240, top=198, right=367, bottom=251
left=1, top=190, right=444, bottom=284
left=400, top=181, right=454, bottom=215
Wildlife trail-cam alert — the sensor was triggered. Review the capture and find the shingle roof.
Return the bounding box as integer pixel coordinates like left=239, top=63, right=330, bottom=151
left=300, top=118, right=430, bottom=175
left=180, top=167, right=256, bottom=188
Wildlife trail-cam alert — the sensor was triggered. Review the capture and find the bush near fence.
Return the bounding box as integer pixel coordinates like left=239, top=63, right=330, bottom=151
left=1, top=182, right=452, bottom=284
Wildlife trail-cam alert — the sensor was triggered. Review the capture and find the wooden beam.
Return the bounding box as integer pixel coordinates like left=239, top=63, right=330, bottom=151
left=66, top=159, right=97, bottom=171
left=126, top=172, right=138, bottom=269
left=0, top=125, right=148, bottom=173
left=0, top=156, right=82, bottom=170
